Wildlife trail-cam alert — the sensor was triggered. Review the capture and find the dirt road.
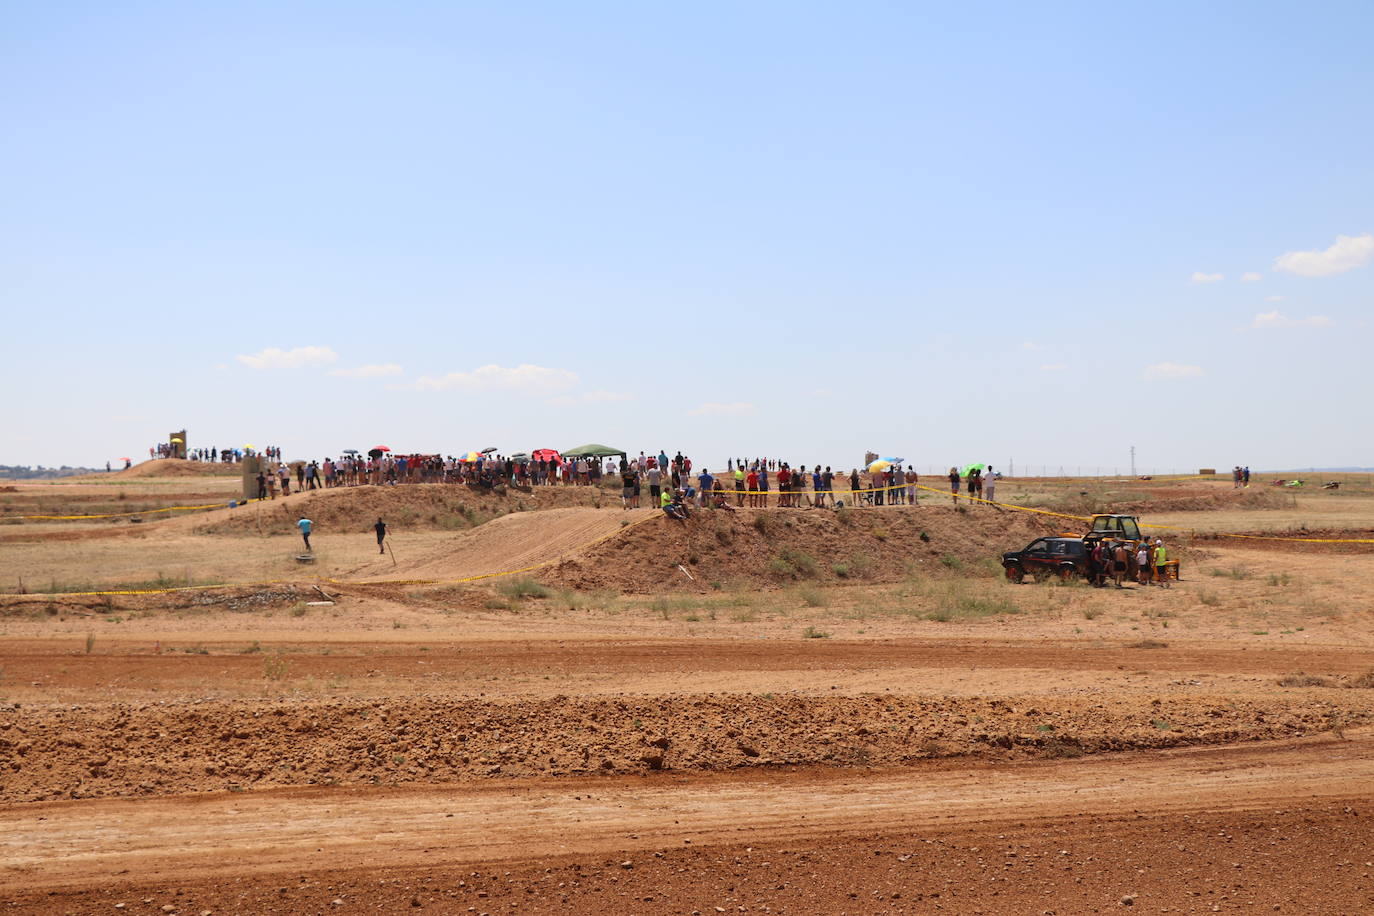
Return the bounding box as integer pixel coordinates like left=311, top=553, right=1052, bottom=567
left=5, top=733, right=1371, bottom=912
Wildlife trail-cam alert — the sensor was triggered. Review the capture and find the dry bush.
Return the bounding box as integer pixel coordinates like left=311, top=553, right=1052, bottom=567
left=1277, top=674, right=1334, bottom=688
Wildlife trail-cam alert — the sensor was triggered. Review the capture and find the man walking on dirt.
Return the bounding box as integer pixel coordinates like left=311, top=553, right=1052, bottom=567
left=374, top=517, right=387, bottom=554
left=297, top=516, right=314, bottom=553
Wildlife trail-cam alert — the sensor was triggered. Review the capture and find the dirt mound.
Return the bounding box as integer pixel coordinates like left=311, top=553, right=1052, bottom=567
left=105, top=459, right=240, bottom=479
left=1112, top=487, right=1295, bottom=514
left=345, top=507, right=650, bottom=582
left=194, top=484, right=612, bottom=535
left=543, top=506, right=1062, bottom=592
left=3, top=692, right=1362, bottom=803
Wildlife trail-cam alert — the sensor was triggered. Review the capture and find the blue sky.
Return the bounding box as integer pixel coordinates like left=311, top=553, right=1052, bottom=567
left=3, top=1, right=1370, bottom=472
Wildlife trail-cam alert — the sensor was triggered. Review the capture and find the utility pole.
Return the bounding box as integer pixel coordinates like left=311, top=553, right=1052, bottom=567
left=1130, top=446, right=1136, bottom=477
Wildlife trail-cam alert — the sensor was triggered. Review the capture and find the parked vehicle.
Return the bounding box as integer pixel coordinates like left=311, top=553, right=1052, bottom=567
left=1001, top=537, right=1093, bottom=582
left=1003, top=514, right=1181, bottom=584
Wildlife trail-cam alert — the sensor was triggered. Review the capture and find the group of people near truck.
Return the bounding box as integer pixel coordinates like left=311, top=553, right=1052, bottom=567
left=1090, top=538, right=1172, bottom=588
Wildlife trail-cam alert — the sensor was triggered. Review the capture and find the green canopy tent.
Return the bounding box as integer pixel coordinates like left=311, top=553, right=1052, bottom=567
left=562, top=443, right=628, bottom=463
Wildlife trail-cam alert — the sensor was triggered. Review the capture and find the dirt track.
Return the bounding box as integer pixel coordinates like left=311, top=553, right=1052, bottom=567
left=4, top=734, right=1372, bottom=912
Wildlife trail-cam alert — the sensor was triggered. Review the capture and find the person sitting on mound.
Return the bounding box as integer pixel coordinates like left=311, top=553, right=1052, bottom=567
left=662, top=488, right=690, bottom=520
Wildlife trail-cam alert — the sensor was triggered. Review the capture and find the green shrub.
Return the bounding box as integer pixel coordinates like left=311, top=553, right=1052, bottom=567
left=497, top=577, right=551, bottom=599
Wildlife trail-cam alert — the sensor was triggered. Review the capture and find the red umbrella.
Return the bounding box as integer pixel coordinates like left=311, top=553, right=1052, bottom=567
left=532, top=448, right=562, bottom=464
left=118, top=457, right=131, bottom=462
left=373, top=446, right=391, bottom=452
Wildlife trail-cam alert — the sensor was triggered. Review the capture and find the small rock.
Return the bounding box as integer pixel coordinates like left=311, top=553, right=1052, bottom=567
left=620, top=861, right=633, bottom=869
left=1120, top=894, right=1135, bottom=906
left=332, top=900, right=344, bottom=907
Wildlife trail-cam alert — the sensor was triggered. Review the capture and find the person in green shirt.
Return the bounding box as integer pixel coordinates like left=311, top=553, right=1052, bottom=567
left=1152, top=539, right=1171, bottom=589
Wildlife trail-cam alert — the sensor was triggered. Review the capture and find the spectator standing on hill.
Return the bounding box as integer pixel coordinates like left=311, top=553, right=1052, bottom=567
left=906, top=467, right=919, bottom=505
left=734, top=465, right=746, bottom=506
left=296, top=463, right=306, bottom=492
left=983, top=467, right=996, bottom=504
left=973, top=469, right=984, bottom=502
left=698, top=468, right=714, bottom=508
left=966, top=468, right=978, bottom=502
left=256, top=470, right=267, bottom=500
left=297, top=516, right=314, bottom=552
left=1243, top=466, right=1251, bottom=487
left=949, top=467, right=961, bottom=505
left=647, top=462, right=662, bottom=507
left=849, top=468, right=861, bottom=504
left=758, top=465, right=770, bottom=506
left=746, top=467, right=759, bottom=507
left=374, top=518, right=387, bottom=554
left=621, top=467, right=637, bottom=509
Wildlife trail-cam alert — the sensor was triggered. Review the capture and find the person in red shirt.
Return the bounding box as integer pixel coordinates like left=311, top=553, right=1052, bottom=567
left=747, top=468, right=760, bottom=508
left=777, top=465, right=791, bottom=507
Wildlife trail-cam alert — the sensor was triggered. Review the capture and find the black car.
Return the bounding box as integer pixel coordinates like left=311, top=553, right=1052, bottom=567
left=1002, top=537, right=1091, bottom=582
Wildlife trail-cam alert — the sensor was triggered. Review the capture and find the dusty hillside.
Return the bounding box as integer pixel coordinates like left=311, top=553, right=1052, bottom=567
left=542, top=505, right=1065, bottom=592
left=103, top=459, right=241, bottom=479
left=194, top=483, right=613, bottom=535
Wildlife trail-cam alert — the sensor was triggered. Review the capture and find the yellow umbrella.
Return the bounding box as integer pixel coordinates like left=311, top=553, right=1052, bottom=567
left=244, top=444, right=255, bottom=449
left=867, top=459, right=892, bottom=474
left=170, top=437, right=183, bottom=443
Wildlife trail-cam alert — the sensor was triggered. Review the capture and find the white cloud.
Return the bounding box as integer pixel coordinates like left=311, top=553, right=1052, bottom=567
left=235, top=345, right=339, bottom=370
left=329, top=363, right=403, bottom=379
left=1240, top=272, right=1263, bottom=283
left=1274, top=233, right=1374, bottom=277
left=688, top=402, right=756, bottom=417
left=1145, top=362, right=1205, bottom=379
left=546, top=390, right=632, bottom=406
left=1265, top=295, right=1284, bottom=302
left=1191, top=272, right=1224, bottom=284
left=1039, top=363, right=1068, bottom=372
left=1020, top=341, right=1041, bottom=351
left=411, top=363, right=578, bottom=393
left=1250, top=310, right=1335, bottom=330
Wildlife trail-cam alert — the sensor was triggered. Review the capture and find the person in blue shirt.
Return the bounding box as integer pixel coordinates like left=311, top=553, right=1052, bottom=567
left=296, top=517, right=313, bottom=552
left=697, top=468, right=714, bottom=507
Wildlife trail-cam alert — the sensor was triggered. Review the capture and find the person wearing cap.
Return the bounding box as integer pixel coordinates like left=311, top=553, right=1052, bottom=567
left=374, top=518, right=388, bottom=554
left=1152, top=538, right=1171, bottom=588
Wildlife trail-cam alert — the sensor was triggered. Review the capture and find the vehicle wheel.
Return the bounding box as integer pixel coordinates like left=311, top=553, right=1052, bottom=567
left=1058, top=565, right=1076, bottom=582
left=1004, top=564, right=1024, bottom=583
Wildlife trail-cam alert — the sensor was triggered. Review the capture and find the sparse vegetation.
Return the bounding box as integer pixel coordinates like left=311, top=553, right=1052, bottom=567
left=769, top=548, right=819, bottom=580
left=497, top=577, right=551, bottom=600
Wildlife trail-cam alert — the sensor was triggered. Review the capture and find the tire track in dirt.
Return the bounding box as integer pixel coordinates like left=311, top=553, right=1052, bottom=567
left=3, top=732, right=1369, bottom=893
